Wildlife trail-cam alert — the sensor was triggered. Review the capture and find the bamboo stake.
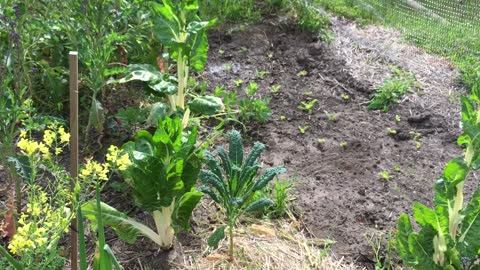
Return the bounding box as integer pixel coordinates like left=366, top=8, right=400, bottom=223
left=69, top=51, right=79, bottom=270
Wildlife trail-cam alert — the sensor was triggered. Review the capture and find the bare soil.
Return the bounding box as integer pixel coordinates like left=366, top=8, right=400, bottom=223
left=201, top=18, right=465, bottom=267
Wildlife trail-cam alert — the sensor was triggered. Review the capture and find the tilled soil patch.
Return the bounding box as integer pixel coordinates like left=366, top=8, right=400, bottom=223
left=202, top=18, right=465, bottom=267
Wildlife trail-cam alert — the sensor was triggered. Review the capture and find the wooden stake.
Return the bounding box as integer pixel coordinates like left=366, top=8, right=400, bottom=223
left=69, top=51, right=79, bottom=270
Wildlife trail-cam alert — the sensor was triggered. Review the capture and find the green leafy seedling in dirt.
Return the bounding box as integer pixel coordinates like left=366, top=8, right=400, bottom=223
left=234, top=79, right=243, bottom=87
left=298, top=99, right=318, bottom=114
left=379, top=170, right=391, bottom=180
left=395, top=85, right=480, bottom=269
left=82, top=116, right=202, bottom=251
left=199, top=130, right=286, bottom=261
left=297, top=70, right=308, bottom=77
left=270, top=85, right=281, bottom=94
left=298, top=125, right=309, bottom=134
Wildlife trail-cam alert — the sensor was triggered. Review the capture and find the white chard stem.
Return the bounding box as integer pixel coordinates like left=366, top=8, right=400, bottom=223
left=153, top=200, right=176, bottom=250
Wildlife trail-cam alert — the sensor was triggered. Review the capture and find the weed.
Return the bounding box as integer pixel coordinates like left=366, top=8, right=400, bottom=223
left=279, top=115, right=287, bottom=121
left=393, top=165, right=401, bottom=172
left=339, top=141, right=347, bottom=147
left=218, top=49, right=225, bottom=55
left=410, top=131, right=422, bottom=149
left=240, top=47, right=248, bottom=54
left=368, top=69, right=416, bottom=112
left=244, top=81, right=259, bottom=97
left=317, top=138, right=327, bottom=144
left=304, top=91, right=313, bottom=96
left=298, top=99, right=318, bottom=114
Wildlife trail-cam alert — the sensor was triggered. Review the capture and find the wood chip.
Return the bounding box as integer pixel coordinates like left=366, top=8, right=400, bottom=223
left=206, top=253, right=225, bottom=261
left=250, top=224, right=276, bottom=237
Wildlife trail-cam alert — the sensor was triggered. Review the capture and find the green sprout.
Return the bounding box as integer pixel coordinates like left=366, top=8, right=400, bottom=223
left=325, top=111, right=337, bottom=122
left=298, top=125, right=309, bottom=134
left=339, top=141, right=347, bottom=147
left=298, top=99, right=318, bottom=114
left=393, top=165, right=401, bottom=172
left=379, top=170, right=391, bottom=180
left=279, top=115, right=286, bottom=121
left=341, top=93, right=350, bottom=100
left=395, top=115, right=401, bottom=123
left=255, top=70, right=269, bottom=79
left=387, top=128, right=397, bottom=135
left=270, top=85, right=281, bottom=94
left=234, top=79, right=243, bottom=87
left=297, top=70, right=308, bottom=77
left=218, top=49, right=225, bottom=55
left=317, top=138, right=326, bottom=144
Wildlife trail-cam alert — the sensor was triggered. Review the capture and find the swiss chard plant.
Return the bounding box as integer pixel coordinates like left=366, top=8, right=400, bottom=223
left=119, top=0, right=223, bottom=124
left=395, top=85, right=480, bottom=269
left=199, top=130, right=286, bottom=261
left=82, top=116, right=203, bottom=250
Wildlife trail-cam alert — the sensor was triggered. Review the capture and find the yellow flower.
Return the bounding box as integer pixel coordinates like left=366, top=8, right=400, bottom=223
left=17, top=138, right=38, bottom=156
left=106, top=145, right=131, bottom=171
left=117, top=154, right=131, bottom=171
left=81, top=159, right=110, bottom=181
left=55, top=147, right=63, bottom=155
left=37, top=142, right=50, bottom=159
left=20, top=130, right=27, bottom=138
left=58, top=126, right=70, bottom=144
left=43, top=129, right=56, bottom=147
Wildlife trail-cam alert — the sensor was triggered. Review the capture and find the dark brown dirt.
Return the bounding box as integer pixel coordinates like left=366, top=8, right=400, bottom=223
left=201, top=20, right=464, bottom=267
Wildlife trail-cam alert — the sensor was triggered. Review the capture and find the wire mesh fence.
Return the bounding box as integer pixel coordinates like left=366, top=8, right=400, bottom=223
left=350, top=0, right=480, bottom=57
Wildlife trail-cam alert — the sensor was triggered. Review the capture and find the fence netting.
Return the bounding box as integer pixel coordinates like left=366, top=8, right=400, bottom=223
left=350, top=0, right=480, bottom=57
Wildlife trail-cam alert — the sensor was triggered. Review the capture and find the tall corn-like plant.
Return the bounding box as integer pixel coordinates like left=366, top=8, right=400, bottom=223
left=200, top=130, right=286, bottom=261
left=396, top=85, right=480, bottom=269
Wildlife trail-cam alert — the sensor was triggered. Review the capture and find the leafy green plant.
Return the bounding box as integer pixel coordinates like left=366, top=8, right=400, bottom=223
left=82, top=116, right=202, bottom=251
left=199, top=130, right=286, bottom=261
left=120, top=0, right=222, bottom=124
left=395, top=86, right=480, bottom=269
left=341, top=93, right=350, bottom=101
left=270, top=85, right=281, bottom=93
left=298, top=99, right=318, bottom=114
left=368, top=70, right=416, bottom=112
left=238, top=82, right=271, bottom=122
left=255, top=70, right=269, bottom=80
left=234, top=79, right=243, bottom=87
left=297, top=70, right=308, bottom=77
left=325, top=111, right=337, bottom=121
left=250, top=177, right=294, bottom=219
left=379, top=170, right=391, bottom=180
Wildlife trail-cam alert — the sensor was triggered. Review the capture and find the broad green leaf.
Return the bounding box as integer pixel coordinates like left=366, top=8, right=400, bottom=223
left=174, top=190, right=203, bottom=230
left=90, top=99, right=105, bottom=133
left=208, top=226, right=226, bottom=248
left=228, top=130, right=244, bottom=166
left=81, top=201, right=139, bottom=244
left=458, top=189, right=480, bottom=258
left=188, top=95, right=224, bottom=115
left=147, top=102, right=169, bottom=126
left=119, top=64, right=177, bottom=96
left=245, top=198, right=273, bottom=212
left=7, top=155, right=32, bottom=180
left=151, top=2, right=180, bottom=46
left=395, top=214, right=416, bottom=265
left=188, top=29, right=209, bottom=72
left=408, top=226, right=441, bottom=270
left=413, top=203, right=448, bottom=235
left=461, top=96, right=475, bottom=123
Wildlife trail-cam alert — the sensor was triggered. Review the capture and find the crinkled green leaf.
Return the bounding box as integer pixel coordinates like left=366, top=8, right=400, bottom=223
left=208, top=226, right=226, bottom=248
left=228, top=130, right=243, bottom=166
left=174, top=190, right=203, bottom=230
left=146, top=102, right=169, bottom=127
left=252, top=167, right=286, bottom=192
left=188, top=95, right=224, bottom=116
left=245, top=198, right=273, bottom=213
left=199, top=169, right=227, bottom=195
left=458, top=188, right=480, bottom=258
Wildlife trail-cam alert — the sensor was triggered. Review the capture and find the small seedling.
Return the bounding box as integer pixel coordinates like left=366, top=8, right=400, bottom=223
left=304, top=91, right=313, bottom=96
left=409, top=131, right=422, bottom=149
left=297, top=70, right=308, bottom=77
left=234, top=79, right=243, bottom=87
left=379, top=170, right=391, bottom=180
left=298, top=125, right=309, bottom=134
left=279, top=115, right=286, bottom=121
left=387, top=128, right=397, bottom=135
left=325, top=111, right=337, bottom=122
left=270, top=85, right=281, bottom=94
left=395, top=115, right=401, bottom=123
left=298, top=99, right=318, bottom=114
left=255, top=70, right=269, bottom=79
left=240, top=47, right=248, bottom=54
left=218, top=49, right=225, bottom=55
left=244, top=81, right=259, bottom=97
left=393, top=165, right=401, bottom=172
left=341, top=93, right=350, bottom=100
left=339, top=141, right=347, bottom=147
left=267, top=52, right=274, bottom=59
left=317, top=138, right=326, bottom=143
left=224, top=63, right=232, bottom=72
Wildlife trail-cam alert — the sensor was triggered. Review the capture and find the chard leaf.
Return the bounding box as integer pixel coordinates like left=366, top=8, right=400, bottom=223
left=413, top=203, right=448, bottom=235
left=208, top=226, right=226, bottom=248
left=188, top=27, right=209, bottom=72
left=407, top=226, right=440, bottom=270
left=174, top=190, right=203, bottom=230
left=81, top=201, right=139, bottom=244
left=146, top=102, right=168, bottom=126
left=245, top=198, right=273, bottom=213
left=228, top=130, right=243, bottom=166
left=89, top=99, right=105, bottom=133
left=188, top=95, right=224, bottom=115
left=395, top=214, right=416, bottom=265
left=119, top=64, right=177, bottom=96
left=458, top=188, right=480, bottom=258
left=151, top=2, right=180, bottom=46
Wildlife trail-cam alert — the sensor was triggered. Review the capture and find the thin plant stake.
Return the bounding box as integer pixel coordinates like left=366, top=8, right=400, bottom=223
left=69, top=51, right=79, bottom=270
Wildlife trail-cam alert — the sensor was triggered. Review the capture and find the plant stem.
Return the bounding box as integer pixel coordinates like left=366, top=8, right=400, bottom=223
left=228, top=224, right=234, bottom=262
left=177, top=48, right=185, bottom=110
left=0, top=244, right=23, bottom=270
left=152, top=200, right=175, bottom=250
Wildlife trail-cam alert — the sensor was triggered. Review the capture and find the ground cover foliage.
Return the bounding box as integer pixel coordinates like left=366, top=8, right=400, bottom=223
left=0, top=0, right=479, bottom=269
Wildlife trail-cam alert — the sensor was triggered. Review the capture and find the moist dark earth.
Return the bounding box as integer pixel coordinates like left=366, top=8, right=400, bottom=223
left=201, top=21, right=465, bottom=266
